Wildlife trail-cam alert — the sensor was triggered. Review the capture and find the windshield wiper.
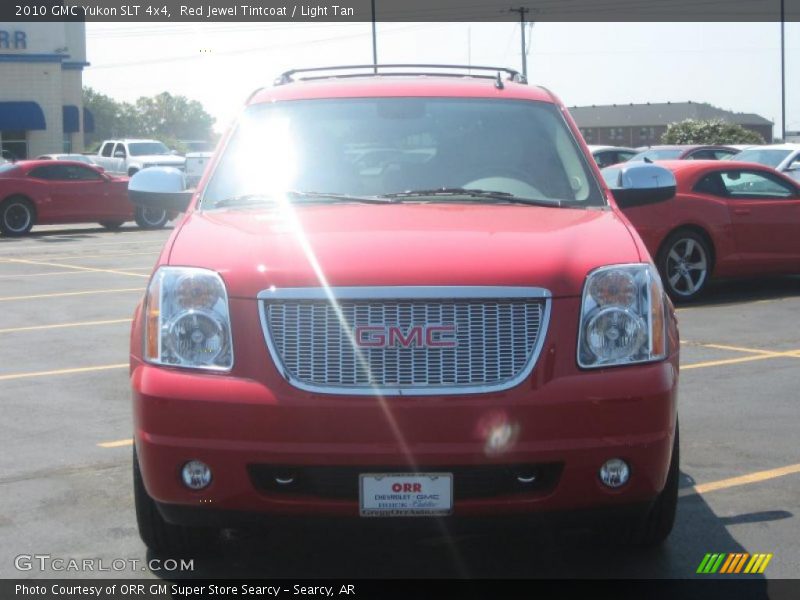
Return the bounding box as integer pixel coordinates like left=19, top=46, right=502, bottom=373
left=378, top=188, right=563, bottom=207
left=212, top=191, right=391, bottom=209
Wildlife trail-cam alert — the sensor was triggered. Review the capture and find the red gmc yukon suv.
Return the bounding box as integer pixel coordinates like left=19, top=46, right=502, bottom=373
left=128, top=65, right=680, bottom=553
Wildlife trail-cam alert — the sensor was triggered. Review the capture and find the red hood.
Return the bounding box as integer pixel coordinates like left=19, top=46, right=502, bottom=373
left=167, top=204, right=642, bottom=298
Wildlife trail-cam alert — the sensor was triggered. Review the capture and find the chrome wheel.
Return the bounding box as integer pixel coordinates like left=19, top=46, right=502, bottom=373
left=665, top=237, right=708, bottom=298
left=2, top=200, right=33, bottom=235
left=135, top=205, right=168, bottom=229
left=141, top=206, right=166, bottom=227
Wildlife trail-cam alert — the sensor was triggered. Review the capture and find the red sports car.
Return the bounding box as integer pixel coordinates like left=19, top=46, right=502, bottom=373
left=0, top=160, right=170, bottom=236
left=615, top=160, right=800, bottom=300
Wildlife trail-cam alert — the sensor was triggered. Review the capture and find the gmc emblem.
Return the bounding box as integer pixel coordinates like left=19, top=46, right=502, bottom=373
left=354, top=324, right=458, bottom=349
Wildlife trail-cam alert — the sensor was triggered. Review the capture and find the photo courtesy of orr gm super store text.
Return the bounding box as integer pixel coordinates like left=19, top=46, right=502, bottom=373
left=0, top=0, right=799, bottom=598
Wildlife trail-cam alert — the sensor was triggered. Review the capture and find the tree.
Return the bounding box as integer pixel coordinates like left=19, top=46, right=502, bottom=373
left=83, top=88, right=215, bottom=150
left=661, top=119, right=765, bottom=145
left=134, top=92, right=215, bottom=143
left=82, top=87, right=138, bottom=149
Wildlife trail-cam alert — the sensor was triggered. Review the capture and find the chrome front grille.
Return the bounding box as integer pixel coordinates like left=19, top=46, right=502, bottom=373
left=258, top=287, right=550, bottom=395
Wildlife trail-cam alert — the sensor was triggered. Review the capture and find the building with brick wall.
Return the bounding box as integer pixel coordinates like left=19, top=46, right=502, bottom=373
left=0, top=22, right=91, bottom=160
left=569, top=101, right=773, bottom=147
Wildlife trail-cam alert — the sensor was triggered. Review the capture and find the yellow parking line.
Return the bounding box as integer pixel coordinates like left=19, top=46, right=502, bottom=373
left=683, top=350, right=800, bottom=370
left=681, top=341, right=779, bottom=356
left=0, top=270, right=98, bottom=279
left=683, top=463, right=800, bottom=497
left=0, top=363, right=127, bottom=381
left=0, top=287, right=143, bottom=302
left=34, top=250, right=159, bottom=262
left=6, top=258, right=149, bottom=278
left=0, top=239, right=166, bottom=253
left=0, top=318, right=132, bottom=334
left=97, top=438, right=133, bottom=448
left=0, top=250, right=159, bottom=263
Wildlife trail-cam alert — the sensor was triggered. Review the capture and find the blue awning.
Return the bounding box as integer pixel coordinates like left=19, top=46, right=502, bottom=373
left=63, top=105, right=80, bottom=133
left=0, top=101, right=46, bottom=131
left=83, top=108, right=95, bottom=133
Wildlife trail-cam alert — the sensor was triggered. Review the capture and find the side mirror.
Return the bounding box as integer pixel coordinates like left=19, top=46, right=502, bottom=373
left=114, top=151, right=125, bottom=158
left=128, top=167, right=193, bottom=213
left=601, top=162, right=677, bottom=209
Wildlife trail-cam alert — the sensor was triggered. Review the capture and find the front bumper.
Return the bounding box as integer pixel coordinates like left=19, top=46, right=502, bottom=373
left=133, top=356, right=678, bottom=522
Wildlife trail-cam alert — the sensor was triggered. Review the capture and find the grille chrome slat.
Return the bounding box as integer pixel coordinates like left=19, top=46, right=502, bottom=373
left=258, top=286, right=551, bottom=396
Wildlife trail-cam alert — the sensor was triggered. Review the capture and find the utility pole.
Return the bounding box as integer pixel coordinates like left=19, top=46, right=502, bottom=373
left=510, top=7, right=530, bottom=80
left=780, top=0, right=786, bottom=141
left=371, top=0, right=378, bottom=74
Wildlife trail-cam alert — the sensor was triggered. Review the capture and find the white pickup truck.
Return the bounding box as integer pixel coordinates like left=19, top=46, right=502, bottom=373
left=93, top=139, right=185, bottom=177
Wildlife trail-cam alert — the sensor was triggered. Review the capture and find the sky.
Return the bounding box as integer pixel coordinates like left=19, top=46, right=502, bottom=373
left=83, top=21, right=799, bottom=138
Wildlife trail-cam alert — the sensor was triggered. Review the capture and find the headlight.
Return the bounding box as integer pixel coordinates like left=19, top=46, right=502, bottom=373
left=143, top=267, right=233, bottom=370
left=578, top=264, right=667, bottom=368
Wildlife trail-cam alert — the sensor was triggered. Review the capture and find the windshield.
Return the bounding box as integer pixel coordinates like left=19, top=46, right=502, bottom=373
left=128, top=142, right=170, bottom=156
left=629, top=148, right=683, bottom=161
left=202, top=98, right=604, bottom=208
left=730, top=149, right=792, bottom=168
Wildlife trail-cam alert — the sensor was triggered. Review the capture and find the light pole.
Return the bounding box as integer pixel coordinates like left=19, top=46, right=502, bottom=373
left=371, top=0, right=378, bottom=74
left=780, top=0, right=786, bottom=141
left=510, top=7, right=530, bottom=80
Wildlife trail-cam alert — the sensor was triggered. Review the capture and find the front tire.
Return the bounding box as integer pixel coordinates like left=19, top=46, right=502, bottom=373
left=0, top=196, right=36, bottom=236
left=626, top=422, right=679, bottom=546
left=133, top=447, right=218, bottom=554
left=657, top=230, right=711, bottom=302
left=134, top=205, right=169, bottom=230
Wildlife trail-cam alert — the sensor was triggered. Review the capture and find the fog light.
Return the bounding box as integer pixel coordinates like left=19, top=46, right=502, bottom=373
left=599, top=459, right=630, bottom=488
left=181, top=460, right=212, bottom=490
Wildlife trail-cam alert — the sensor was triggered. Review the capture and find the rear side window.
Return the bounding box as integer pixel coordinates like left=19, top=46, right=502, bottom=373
left=713, top=149, right=737, bottom=160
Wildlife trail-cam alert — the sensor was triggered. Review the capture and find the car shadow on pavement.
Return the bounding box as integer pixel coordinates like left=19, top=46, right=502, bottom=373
left=684, top=275, right=800, bottom=307
left=146, top=471, right=769, bottom=588
left=0, top=225, right=173, bottom=244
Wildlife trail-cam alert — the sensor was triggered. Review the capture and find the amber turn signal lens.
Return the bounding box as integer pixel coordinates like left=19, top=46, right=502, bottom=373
left=145, top=276, right=161, bottom=361
left=650, top=274, right=666, bottom=358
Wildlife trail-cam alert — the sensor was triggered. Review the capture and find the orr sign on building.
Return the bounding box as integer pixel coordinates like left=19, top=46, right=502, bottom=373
left=0, top=22, right=92, bottom=159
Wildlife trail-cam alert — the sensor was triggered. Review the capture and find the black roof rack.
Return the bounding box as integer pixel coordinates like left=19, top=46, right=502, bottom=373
left=274, top=64, right=526, bottom=86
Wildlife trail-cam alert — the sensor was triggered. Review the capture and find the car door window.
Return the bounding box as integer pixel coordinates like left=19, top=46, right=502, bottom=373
left=28, top=165, right=68, bottom=180
left=113, top=143, right=127, bottom=158
left=100, top=143, right=114, bottom=157
left=720, top=170, right=797, bottom=199
left=64, top=165, right=103, bottom=181
left=687, top=150, right=716, bottom=160
left=693, top=173, right=728, bottom=196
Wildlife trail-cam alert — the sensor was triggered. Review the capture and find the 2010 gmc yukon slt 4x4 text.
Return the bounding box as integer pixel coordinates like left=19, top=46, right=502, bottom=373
left=127, top=65, right=680, bottom=553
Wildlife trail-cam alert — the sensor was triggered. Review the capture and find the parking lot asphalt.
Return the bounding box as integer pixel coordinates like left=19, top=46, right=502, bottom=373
left=0, top=223, right=798, bottom=582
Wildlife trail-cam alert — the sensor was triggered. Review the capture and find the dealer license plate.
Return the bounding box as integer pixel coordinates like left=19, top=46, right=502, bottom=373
left=359, top=473, right=453, bottom=517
